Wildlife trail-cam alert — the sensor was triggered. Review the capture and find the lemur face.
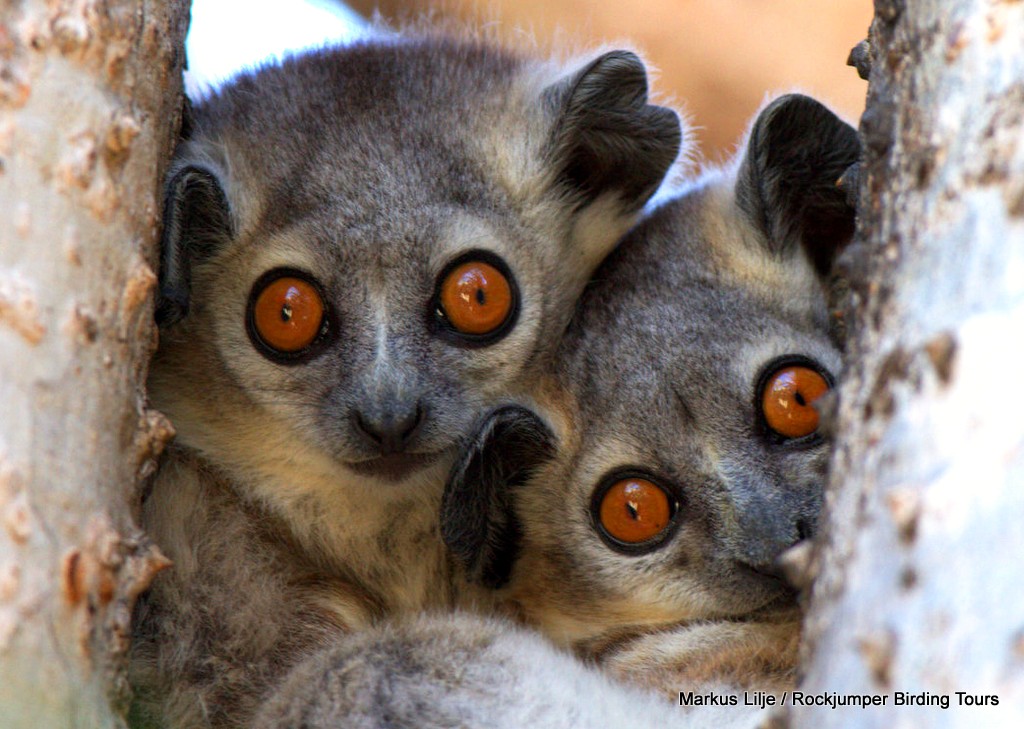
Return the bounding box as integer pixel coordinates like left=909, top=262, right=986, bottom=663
left=151, top=38, right=681, bottom=488
left=443, top=95, right=859, bottom=646
left=182, top=181, right=567, bottom=483
left=502, top=211, right=844, bottom=643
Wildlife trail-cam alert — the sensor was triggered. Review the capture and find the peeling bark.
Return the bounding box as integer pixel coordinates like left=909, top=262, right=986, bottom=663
left=795, top=1, right=1024, bottom=725
left=0, top=2, right=188, bottom=727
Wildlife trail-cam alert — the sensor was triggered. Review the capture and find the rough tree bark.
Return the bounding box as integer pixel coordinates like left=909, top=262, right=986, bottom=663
left=794, top=1, right=1024, bottom=726
left=0, top=2, right=188, bottom=727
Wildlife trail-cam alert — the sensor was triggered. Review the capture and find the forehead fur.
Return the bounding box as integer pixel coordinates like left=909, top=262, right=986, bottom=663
left=560, top=174, right=839, bottom=424
left=186, top=38, right=556, bottom=241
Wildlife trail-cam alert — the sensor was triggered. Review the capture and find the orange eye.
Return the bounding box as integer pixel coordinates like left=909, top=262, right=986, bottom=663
left=251, top=276, right=325, bottom=353
left=761, top=365, right=830, bottom=438
left=597, top=477, right=674, bottom=546
left=438, top=260, right=514, bottom=336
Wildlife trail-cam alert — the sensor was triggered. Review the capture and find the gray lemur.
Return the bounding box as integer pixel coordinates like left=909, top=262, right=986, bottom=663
left=250, top=94, right=860, bottom=729
left=130, top=33, right=681, bottom=728
left=438, top=93, right=860, bottom=696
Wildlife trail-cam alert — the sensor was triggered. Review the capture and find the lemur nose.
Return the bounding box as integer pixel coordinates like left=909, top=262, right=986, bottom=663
left=352, top=401, right=425, bottom=454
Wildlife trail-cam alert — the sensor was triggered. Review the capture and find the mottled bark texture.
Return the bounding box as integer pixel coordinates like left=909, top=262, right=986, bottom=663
left=0, top=2, right=188, bottom=727
left=794, top=1, right=1024, bottom=726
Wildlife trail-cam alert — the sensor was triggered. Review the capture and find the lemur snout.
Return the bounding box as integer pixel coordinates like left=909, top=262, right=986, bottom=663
left=352, top=400, right=426, bottom=454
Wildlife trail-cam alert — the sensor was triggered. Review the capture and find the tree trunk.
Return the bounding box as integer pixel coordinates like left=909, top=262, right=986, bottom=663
left=795, top=0, right=1024, bottom=725
left=0, top=2, right=188, bottom=727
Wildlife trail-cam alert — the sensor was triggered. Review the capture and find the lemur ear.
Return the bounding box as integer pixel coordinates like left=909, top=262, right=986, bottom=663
left=441, top=406, right=556, bottom=590
left=735, top=93, right=860, bottom=276
left=156, top=163, right=234, bottom=325
left=544, top=50, right=682, bottom=211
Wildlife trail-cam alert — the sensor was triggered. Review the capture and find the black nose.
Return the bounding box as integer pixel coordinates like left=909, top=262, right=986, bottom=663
left=352, top=401, right=425, bottom=454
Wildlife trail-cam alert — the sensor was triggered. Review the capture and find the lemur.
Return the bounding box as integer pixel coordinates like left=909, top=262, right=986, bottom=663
left=439, top=93, right=859, bottom=696
left=249, top=93, right=860, bottom=729
left=129, top=33, right=682, bottom=728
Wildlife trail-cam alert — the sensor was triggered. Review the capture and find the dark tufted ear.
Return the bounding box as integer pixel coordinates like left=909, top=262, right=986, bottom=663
left=735, top=94, right=861, bottom=276
left=441, top=406, right=556, bottom=590
left=544, top=50, right=682, bottom=211
left=156, top=163, right=234, bottom=325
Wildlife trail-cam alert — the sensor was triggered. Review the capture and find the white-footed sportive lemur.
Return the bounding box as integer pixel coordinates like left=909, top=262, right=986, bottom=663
left=440, top=93, right=860, bottom=695
left=129, top=32, right=682, bottom=728
left=248, top=94, right=861, bottom=729
left=444, top=94, right=860, bottom=692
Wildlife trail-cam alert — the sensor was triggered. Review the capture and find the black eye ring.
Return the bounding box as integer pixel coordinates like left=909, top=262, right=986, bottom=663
left=245, top=267, right=335, bottom=365
left=428, top=249, right=520, bottom=348
left=589, top=468, right=683, bottom=556
left=754, top=355, right=834, bottom=446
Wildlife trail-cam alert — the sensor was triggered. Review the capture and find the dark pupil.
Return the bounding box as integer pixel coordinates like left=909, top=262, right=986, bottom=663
left=626, top=501, right=639, bottom=520
left=795, top=391, right=806, bottom=406
left=475, top=288, right=486, bottom=305
left=281, top=304, right=293, bottom=322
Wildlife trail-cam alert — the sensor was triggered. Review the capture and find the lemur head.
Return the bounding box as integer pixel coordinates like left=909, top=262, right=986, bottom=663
left=443, top=94, right=859, bottom=646
left=151, top=37, right=681, bottom=491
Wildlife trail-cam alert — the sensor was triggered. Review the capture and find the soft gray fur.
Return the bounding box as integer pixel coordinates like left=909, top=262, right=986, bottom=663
left=252, top=612, right=768, bottom=729
left=442, top=94, right=860, bottom=696
left=131, top=33, right=681, bottom=729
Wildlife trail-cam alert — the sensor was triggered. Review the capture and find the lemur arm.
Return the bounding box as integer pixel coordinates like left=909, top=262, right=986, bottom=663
left=253, top=612, right=771, bottom=729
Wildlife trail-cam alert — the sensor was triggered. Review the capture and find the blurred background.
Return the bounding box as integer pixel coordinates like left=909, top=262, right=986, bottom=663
left=186, top=0, right=870, bottom=166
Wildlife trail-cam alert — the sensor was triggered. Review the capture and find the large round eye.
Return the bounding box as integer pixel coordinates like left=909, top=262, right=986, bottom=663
left=761, top=365, right=830, bottom=438
left=596, top=477, right=675, bottom=548
left=437, top=259, right=514, bottom=337
left=250, top=275, right=325, bottom=354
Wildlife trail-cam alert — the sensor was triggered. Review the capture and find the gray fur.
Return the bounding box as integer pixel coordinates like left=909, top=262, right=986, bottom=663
left=132, top=33, right=682, bottom=729
left=443, top=94, right=858, bottom=693
left=252, top=612, right=767, bottom=729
